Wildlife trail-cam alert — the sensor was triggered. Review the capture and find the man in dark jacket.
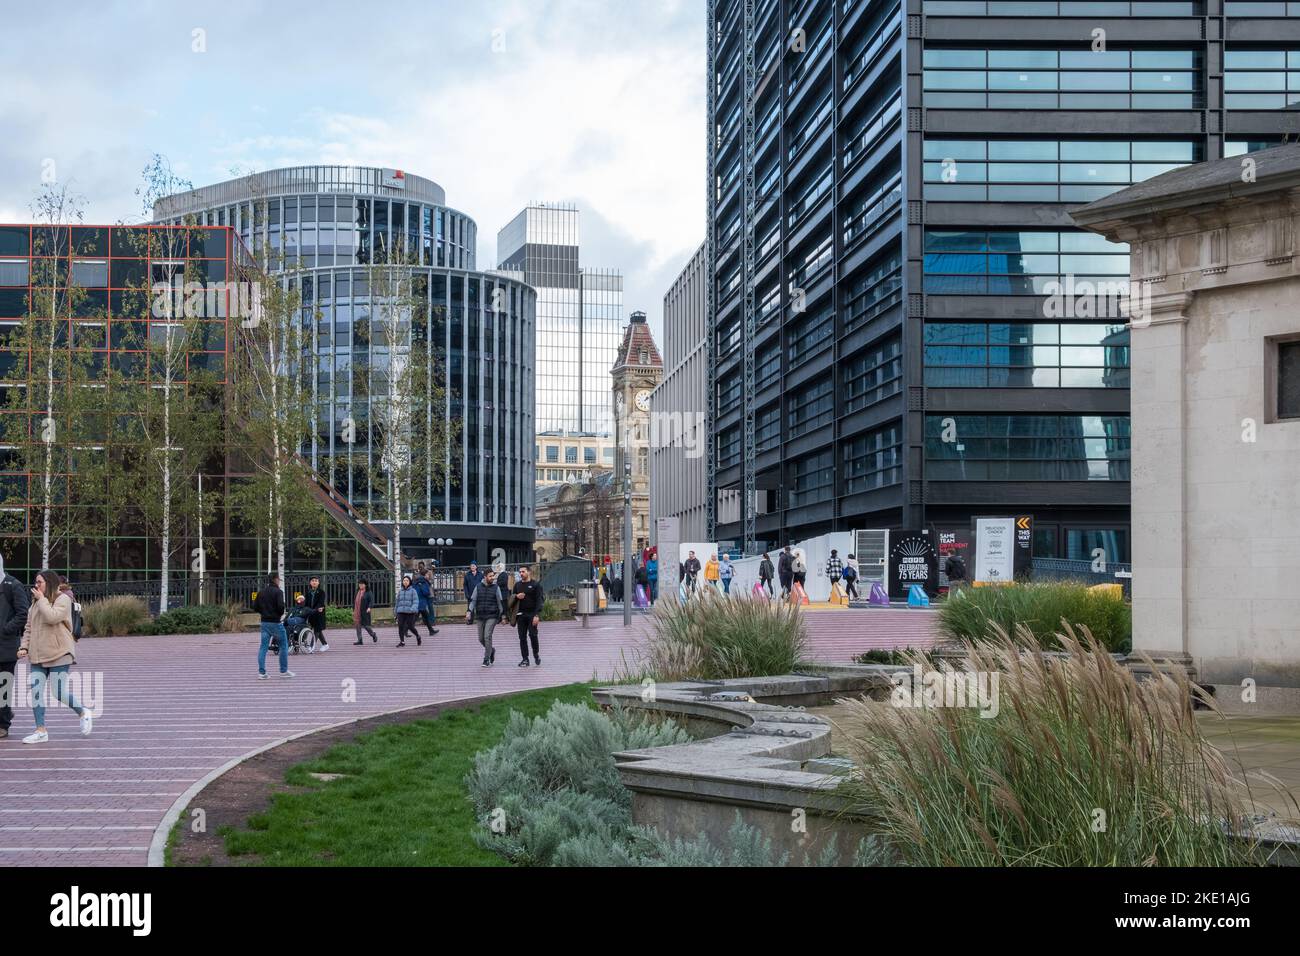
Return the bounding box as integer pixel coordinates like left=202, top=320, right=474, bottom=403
left=512, top=566, right=544, bottom=667
left=0, top=554, right=30, bottom=738
left=305, top=575, right=329, bottom=652
left=683, top=551, right=701, bottom=594
left=254, top=573, right=293, bottom=679
left=413, top=570, right=438, bottom=638
left=463, top=562, right=484, bottom=625
left=777, top=546, right=794, bottom=598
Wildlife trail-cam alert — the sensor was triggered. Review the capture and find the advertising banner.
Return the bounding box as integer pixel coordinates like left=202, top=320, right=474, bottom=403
left=655, top=517, right=679, bottom=602
left=974, top=517, right=1016, bottom=583
left=887, top=530, right=938, bottom=599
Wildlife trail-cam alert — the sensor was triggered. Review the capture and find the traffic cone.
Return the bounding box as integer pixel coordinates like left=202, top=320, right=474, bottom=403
left=792, top=581, right=810, bottom=606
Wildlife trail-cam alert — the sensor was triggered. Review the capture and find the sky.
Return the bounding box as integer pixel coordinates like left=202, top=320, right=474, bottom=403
left=0, top=0, right=707, bottom=343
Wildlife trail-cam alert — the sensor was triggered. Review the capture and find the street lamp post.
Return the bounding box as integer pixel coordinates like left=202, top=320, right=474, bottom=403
left=427, top=536, right=454, bottom=568
left=622, top=404, right=633, bottom=627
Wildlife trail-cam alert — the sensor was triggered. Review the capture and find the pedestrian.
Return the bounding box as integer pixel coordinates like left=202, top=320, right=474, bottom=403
left=469, top=569, right=505, bottom=667
left=843, top=554, right=860, bottom=600
left=792, top=550, right=808, bottom=592
left=463, top=562, right=483, bottom=625
left=15, top=571, right=92, bottom=744
left=425, top=568, right=441, bottom=634
left=758, top=552, right=775, bottom=597
left=496, top=567, right=513, bottom=623
left=683, top=550, right=701, bottom=594
left=826, top=549, right=843, bottom=601
left=512, top=565, right=544, bottom=667
left=634, top=562, right=649, bottom=603
left=647, top=554, right=658, bottom=603
left=0, top=554, right=30, bottom=740
left=305, top=575, right=329, bottom=653
left=718, top=554, right=734, bottom=594
left=413, top=568, right=439, bottom=639
left=777, top=546, right=793, bottom=598
left=352, top=580, right=378, bottom=645
left=703, top=553, right=720, bottom=592
left=394, top=574, right=421, bottom=647
left=945, top=552, right=968, bottom=592
left=253, top=572, right=293, bottom=680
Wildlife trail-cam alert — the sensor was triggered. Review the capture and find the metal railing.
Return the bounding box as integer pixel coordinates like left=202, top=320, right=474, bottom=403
left=1031, top=557, right=1132, bottom=597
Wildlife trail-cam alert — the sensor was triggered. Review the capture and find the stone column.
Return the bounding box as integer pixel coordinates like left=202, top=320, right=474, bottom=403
left=1129, top=290, right=1194, bottom=657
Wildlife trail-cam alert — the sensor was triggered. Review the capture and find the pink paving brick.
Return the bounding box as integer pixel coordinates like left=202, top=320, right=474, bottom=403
left=0, top=607, right=935, bottom=867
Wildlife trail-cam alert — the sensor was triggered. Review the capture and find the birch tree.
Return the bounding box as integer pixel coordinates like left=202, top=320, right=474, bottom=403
left=0, top=183, right=117, bottom=569
left=364, top=240, right=458, bottom=593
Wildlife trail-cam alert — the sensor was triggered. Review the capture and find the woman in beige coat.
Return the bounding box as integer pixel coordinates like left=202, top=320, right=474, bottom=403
left=15, top=570, right=92, bottom=744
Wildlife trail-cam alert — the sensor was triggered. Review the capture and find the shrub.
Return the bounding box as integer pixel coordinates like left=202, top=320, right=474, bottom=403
left=855, top=647, right=933, bottom=667
left=627, top=589, right=808, bottom=682
left=466, top=700, right=690, bottom=866
left=837, top=623, right=1279, bottom=866
left=138, top=603, right=233, bottom=635
left=81, top=596, right=150, bottom=636
left=937, top=581, right=1131, bottom=651
left=325, top=606, right=354, bottom=627
left=466, top=699, right=881, bottom=867
left=539, top=598, right=569, bottom=621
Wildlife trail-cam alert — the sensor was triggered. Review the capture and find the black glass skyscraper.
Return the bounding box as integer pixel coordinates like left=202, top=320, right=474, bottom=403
left=706, top=0, right=1300, bottom=562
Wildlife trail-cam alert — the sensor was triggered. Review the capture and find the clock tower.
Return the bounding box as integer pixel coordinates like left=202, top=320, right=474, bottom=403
left=611, top=311, right=664, bottom=553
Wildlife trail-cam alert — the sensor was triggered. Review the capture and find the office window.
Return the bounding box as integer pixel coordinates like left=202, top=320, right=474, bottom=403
left=924, top=414, right=1131, bottom=481
left=788, top=449, right=834, bottom=508
left=843, top=422, right=903, bottom=493
left=755, top=404, right=782, bottom=451
left=1224, top=50, right=1300, bottom=110
left=1277, top=339, right=1300, bottom=420
left=545, top=445, right=558, bottom=463
left=924, top=229, right=1130, bottom=295
left=788, top=375, right=834, bottom=437
left=1067, top=528, right=1130, bottom=564
left=924, top=322, right=1130, bottom=388
left=923, top=48, right=1201, bottom=110
left=718, top=426, right=742, bottom=469
left=565, top=446, right=578, bottom=464
left=923, top=139, right=1198, bottom=203
left=584, top=446, right=596, bottom=463
left=844, top=336, right=903, bottom=411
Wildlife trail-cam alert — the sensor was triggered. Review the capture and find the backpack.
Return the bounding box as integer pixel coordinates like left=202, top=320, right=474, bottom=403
left=70, top=598, right=84, bottom=641
left=842, top=564, right=857, bottom=580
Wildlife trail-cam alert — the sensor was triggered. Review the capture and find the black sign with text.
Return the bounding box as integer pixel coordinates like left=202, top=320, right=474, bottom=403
left=887, top=531, right=938, bottom=599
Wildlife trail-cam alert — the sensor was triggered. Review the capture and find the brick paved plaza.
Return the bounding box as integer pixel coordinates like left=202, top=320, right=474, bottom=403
left=0, top=607, right=936, bottom=867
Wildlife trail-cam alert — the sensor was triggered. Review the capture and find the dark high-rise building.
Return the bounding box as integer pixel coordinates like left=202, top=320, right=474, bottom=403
left=705, top=0, right=1300, bottom=563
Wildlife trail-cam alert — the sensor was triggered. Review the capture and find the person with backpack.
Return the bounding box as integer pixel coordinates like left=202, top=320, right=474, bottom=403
left=843, top=553, right=860, bottom=600
left=758, top=552, right=775, bottom=597
left=469, top=569, right=505, bottom=667
left=683, top=551, right=702, bottom=595
left=777, top=546, right=793, bottom=598
left=16, top=570, right=92, bottom=743
left=647, top=555, right=658, bottom=603
left=305, top=575, right=329, bottom=653
left=352, top=580, right=378, bottom=645
left=253, top=572, right=293, bottom=680
left=791, top=550, right=808, bottom=593
left=945, top=552, right=968, bottom=592
left=413, top=569, right=438, bottom=639
left=0, top=554, right=30, bottom=740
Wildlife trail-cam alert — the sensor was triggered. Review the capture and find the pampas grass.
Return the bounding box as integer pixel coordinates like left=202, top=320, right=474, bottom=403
left=836, top=622, right=1292, bottom=866
left=623, top=588, right=809, bottom=682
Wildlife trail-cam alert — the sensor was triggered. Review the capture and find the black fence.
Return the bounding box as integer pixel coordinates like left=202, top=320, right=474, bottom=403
left=63, top=557, right=601, bottom=613
left=1030, top=557, right=1132, bottom=597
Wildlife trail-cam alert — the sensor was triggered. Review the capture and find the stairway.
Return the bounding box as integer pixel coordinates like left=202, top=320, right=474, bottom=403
left=296, top=457, right=396, bottom=572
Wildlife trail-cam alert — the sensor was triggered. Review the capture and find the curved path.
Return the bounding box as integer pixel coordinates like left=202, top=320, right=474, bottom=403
left=0, top=607, right=936, bottom=866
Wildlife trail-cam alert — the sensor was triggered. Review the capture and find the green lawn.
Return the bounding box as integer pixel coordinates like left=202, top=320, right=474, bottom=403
left=209, top=683, right=597, bottom=866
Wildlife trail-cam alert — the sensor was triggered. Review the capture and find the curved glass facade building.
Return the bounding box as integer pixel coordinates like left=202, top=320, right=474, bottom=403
left=155, top=166, right=536, bottom=565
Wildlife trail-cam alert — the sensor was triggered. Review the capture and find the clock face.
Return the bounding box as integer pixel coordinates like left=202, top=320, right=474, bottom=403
left=635, top=389, right=651, bottom=411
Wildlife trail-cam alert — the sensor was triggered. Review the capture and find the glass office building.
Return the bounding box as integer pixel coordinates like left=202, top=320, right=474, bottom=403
left=706, top=0, right=1300, bottom=562
left=497, top=203, right=622, bottom=450
left=156, top=167, right=537, bottom=565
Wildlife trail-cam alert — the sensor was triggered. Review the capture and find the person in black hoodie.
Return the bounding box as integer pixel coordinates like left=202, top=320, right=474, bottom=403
left=254, top=573, right=293, bottom=680
left=305, top=575, right=329, bottom=653
left=0, top=554, right=30, bottom=738
left=512, top=566, right=544, bottom=667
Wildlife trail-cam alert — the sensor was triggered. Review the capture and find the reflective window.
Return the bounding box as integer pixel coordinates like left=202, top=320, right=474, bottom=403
left=923, top=48, right=1202, bottom=109
left=924, top=415, right=1131, bottom=480
left=925, top=322, right=1130, bottom=387
left=1224, top=50, right=1300, bottom=110
left=924, top=229, right=1129, bottom=295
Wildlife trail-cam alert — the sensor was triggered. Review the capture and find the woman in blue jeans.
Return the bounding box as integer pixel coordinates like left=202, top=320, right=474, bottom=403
left=16, top=570, right=92, bottom=744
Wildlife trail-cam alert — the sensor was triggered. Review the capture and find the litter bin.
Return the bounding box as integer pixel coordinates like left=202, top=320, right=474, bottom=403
left=576, top=581, right=598, bottom=626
